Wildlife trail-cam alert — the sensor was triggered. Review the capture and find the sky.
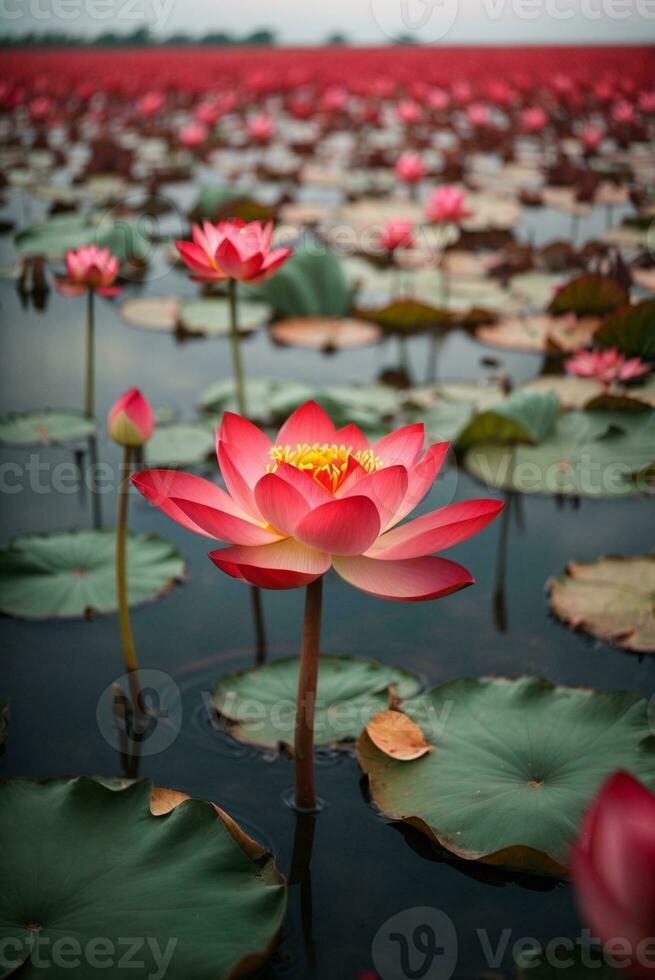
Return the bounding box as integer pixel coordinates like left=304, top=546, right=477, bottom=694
left=4, top=0, right=655, bottom=42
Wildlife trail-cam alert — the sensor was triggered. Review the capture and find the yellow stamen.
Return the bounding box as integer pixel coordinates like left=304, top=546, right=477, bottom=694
left=266, top=442, right=383, bottom=494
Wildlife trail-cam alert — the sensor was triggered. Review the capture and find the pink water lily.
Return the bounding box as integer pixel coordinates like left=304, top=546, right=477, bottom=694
left=378, top=219, right=415, bottom=253
left=176, top=219, right=293, bottom=284
left=425, top=186, right=472, bottom=224
left=179, top=120, right=207, bottom=147
left=566, top=348, right=651, bottom=385
left=56, top=245, right=121, bottom=296
left=521, top=106, right=548, bottom=132
left=394, top=152, right=426, bottom=184
left=132, top=401, right=503, bottom=600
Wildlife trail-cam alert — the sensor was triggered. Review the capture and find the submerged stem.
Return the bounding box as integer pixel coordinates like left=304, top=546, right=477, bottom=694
left=116, top=446, right=142, bottom=718
left=294, top=577, right=324, bottom=811
left=227, top=278, right=247, bottom=417
left=85, top=288, right=95, bottom=418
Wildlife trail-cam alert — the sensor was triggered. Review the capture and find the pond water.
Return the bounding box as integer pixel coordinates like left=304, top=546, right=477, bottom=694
left=1, top=160, right=654, bottom=980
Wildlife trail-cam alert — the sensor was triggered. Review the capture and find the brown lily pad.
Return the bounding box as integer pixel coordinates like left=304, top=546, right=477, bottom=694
left=548, top=555, right=655, bottom=653
left=476, top=313, right=600, bottom=354
left=271, top=316, right=381, bottom=351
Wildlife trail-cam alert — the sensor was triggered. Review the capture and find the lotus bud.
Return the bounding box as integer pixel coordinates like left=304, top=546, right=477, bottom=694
left=108, top=388, right=154, bottom=448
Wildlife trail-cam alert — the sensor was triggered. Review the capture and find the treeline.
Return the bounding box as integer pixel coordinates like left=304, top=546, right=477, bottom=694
left=0, top=27, right=278, bottom=47
left=0, top=28, right=357, bottom=47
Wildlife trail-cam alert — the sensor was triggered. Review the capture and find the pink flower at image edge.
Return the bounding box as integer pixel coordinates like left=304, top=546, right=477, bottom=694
left=570, top=771, right=655, bottom=979
left=176, top=219, right=293, bottom=284
left=132, top=401, right=503, bottom=600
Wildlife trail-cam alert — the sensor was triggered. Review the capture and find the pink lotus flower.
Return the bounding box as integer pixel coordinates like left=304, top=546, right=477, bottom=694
left=132, top=402, right=503, bottom=598
left=396, top=100, right=422, bottom=125
left=487, top=81, right=513, bottom=106
left=570, top=772, right=655, bottom=979
left=176, top=219, right=293, bottom=284
left=108, top=388, right=154, bottom=448
left=638, top=91, right=655, bottom=114
left=467, top=103, right=490, bottom=127
left=427, top=88, right=450, bottom=111
left=321, top=86, right=348, bottom=112
left=378, top=219, right=414, bottom=253
left=180, top=121, right=207, bottom=148
left=565, top=348, right=651, bottom=385
left=521, top=107, right=548, bottom=132
left=29, top=96, right=52, bottom=120
left=247, top=113, right=275, bottom=142
left=56, top=245, right=121, bottom=296
left=425, top=186, right=472, bottom=224
left=394, top=152, right=426, bottom=184
left=613, top=100, right=635, bottom=124
left=136, top=92, right=164, bottom=117
left=582, top=125, right=604, bottom=151
left=195, top=100, right=222, bottom=125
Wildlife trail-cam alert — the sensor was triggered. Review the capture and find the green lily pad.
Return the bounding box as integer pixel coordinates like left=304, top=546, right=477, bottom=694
left=0, top=778, right=286, bottom=979
left=357, top=676, right=655, bottom=876
left=246, top=245, right=351, bottom=319
left=198, top=377, right=316, bottom=423
left=456, top=391, right=559, bottom=450
left=213, top=655, right=422, bottom=753
left=548, top=555, right=655, bottom=653
left=0, top=410, right=96, bottom=447
left=271, top=316, right=381, bottom=351
left=595, top=299, right=655, bottom=360
left=0, top=530, right=186, bottom=620
left=145, top=424, right=215, bottom=468
left=519, top=376, right=604, bottom=410
left=178, top=299, right=269, bottom=337
left=15, top=213, right=150, bottom=264
left=548, top=275, right=629, bottom=317
left=121, top=297, right=179, bottom=332
left=464, top=410, right=655, bottom=498
left=191, top=185, right=276, bottom=223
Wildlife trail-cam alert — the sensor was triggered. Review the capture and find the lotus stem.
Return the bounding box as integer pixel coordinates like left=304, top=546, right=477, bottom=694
left=116, top=446, right=142, bottom=721
left=294, top=576, right=323, bottom=811
left=85, top=288, right=95, bottom=419
left=227, top=278, right=247, bottom=417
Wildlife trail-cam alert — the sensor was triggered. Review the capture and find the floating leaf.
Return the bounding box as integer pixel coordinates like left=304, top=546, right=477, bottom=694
left=548, top=555, right=655, bottom=653
left=121, top=297, right=178, bottom=332
left=0, top=410, right=95, bottom=447
left=271, top=317, right=381, bottom=351
left=15, top=213, right=151, bottom=264
left=145, top=423, right=214, bottom=468
left=0, top=778, right=286, bottom=979
left=213, top=655, right=421, bottom=753
left=548, top=275, right=628, bottom=317
left=519, top=377, right=604, bottom=410
left=198, top=377, right=315, bottom=422
left=595, top=299, right=655, bottom=360
left=464, top=410, right=655, bottom=498
left=178, top=298, right=269, bottom=337
left=0, top=530, right=186, bottom=619
left=366, top=709, right=432, bottom=761
left=354, top=300, right=452, bottom=334
left=248, top=245, right=351, bottom=319
left=357, top=676, right=655, bottom=875
left=476, top=314, right=600, bottom=354
left=456, top=391, right=559, bottom=450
